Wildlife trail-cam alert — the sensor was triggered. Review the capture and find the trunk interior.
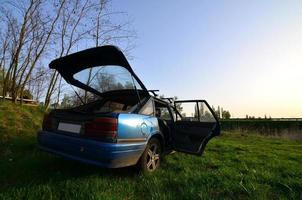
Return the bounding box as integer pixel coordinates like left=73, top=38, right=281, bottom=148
left=44, top=90, right=150, bottom=141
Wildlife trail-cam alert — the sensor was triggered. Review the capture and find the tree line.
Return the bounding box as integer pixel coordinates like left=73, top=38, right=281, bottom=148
left=0, top=0, right=135, bottom=109
left=212, top=105, right=231, bottom=119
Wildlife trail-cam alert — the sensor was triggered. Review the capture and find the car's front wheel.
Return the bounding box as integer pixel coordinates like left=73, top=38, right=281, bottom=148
left=138, top=138, right=162, bottom=172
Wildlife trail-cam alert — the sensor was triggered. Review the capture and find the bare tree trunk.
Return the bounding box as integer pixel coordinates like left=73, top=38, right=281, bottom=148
left=9, top=1, right=38, bottom=103
left=1, top=0, right=135, bottom=107
left=0, top=29, right=10, bottom=99
left=84, top=0, right=105, bottom=103
left=55, top=76, right=63, bottom=108
left=0, top=0, right=65, bottom=104
left=44, top=0, right=91, bottom=109
left=44, top=71, right=59, bottom=109
left=19, top=0, right=66, bottom=105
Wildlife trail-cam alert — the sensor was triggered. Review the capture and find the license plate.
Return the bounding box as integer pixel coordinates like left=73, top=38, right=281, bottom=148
left=58, top=122, right=81, bottom=134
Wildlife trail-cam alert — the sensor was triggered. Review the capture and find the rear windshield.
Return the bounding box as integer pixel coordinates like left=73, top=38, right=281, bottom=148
left=73, top=65, right=142, bottom=93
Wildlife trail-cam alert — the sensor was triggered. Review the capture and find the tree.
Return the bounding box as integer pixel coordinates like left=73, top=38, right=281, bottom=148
left=217, top=105, right=221, bottom=119
left=45, top=0, right=93, bottom=109
left=0, top=0, right=66, bottom=103
left=22, top=89, right=33, bottom=99
left=0, top=0, right=135, bottom=108
left=222, top=110, right=231, bottom=119
left=44, top=0, right=136, bottom=109
left=29, top=66, right=50, bottom=101
left=61, top=94, right=72, bottom=108
left=0, top=72, right=3, bottom=96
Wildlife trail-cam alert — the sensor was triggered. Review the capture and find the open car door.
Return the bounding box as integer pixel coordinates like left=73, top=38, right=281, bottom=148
left=172, top=100, right=220, bottom=155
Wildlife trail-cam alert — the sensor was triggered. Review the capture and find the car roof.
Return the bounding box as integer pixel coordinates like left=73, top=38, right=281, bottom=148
left=152, top=96, right=171, bottom=106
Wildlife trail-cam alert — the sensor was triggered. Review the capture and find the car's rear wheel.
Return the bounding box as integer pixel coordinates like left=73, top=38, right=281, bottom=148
left=138, top=138, right=162, bottom=172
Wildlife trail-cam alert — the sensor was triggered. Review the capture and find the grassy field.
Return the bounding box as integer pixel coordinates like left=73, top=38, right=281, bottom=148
left=0, top=102, right=301, bottom=199
left=221, top=120, right=302, bottom=140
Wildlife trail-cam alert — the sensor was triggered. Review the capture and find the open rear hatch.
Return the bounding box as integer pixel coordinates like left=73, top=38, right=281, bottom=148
left=49, top=45, right=148, bottom=97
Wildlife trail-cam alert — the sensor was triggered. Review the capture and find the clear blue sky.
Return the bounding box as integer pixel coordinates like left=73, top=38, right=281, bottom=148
left=109, top=0, right=302, bottom=118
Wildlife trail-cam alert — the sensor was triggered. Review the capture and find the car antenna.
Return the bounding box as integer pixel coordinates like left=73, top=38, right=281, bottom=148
left=70, top=85, right=85, bottom=105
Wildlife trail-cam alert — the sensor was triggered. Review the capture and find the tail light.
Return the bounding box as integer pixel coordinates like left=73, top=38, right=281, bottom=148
left=42, top=113, right=53, bottom=131
left=85, top=118, right=118, bottom=140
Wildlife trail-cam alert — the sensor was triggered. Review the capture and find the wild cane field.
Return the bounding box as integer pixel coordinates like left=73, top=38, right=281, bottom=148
left=0, top=101, right=301, bottom=199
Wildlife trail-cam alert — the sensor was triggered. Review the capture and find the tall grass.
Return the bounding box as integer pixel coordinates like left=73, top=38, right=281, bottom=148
left=0, top=100, right=44, bottom=135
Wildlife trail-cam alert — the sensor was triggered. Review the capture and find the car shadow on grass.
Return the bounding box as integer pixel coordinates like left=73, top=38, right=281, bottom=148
left=44, top=155, right=139, bottom=177
left=0, top=145, right=140, bottom=192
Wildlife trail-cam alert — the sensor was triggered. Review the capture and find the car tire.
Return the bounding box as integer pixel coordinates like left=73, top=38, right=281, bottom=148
left=138, top=137, right=162, bottom=172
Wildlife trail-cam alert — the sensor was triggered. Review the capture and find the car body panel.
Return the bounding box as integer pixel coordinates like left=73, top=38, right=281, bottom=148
left=37, top=112, right=164, bottom=168
left=38, top=130, right=146, bottom=168
left=117, top=114, right=160, bottom=142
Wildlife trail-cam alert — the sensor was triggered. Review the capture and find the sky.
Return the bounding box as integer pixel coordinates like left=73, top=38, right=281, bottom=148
left=108, top=0, right=302, bottom=118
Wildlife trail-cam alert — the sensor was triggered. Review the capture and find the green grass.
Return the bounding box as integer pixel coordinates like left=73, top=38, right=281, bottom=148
left=0, top=102, right=301, bottom=199
left=221, top=120, right=302, bottom=140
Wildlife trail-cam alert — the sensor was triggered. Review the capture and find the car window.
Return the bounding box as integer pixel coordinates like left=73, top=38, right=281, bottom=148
left=198, top=102, right=216, bottom=122
left=140, top=99, right=154, bottom=116
left=157, top=107, right=172, bottom=121
left=174, top=101, right=216, bottom=122
left=57, top=90, right=101, bottom=109
left=73, top=65, right=142, bottom=93
left=175, top=102, right=199, bottom=121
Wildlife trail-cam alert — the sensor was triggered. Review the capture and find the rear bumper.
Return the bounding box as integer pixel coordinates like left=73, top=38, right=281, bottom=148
left=37, top=130, right=146, bottom=168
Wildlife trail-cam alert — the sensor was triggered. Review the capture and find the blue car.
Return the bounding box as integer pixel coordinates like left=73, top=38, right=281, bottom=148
left=37, top=45, right=220, bottom=172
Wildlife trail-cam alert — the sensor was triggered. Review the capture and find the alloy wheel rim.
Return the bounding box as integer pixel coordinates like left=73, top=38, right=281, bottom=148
left=146, top=143, right=160, bottom=171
